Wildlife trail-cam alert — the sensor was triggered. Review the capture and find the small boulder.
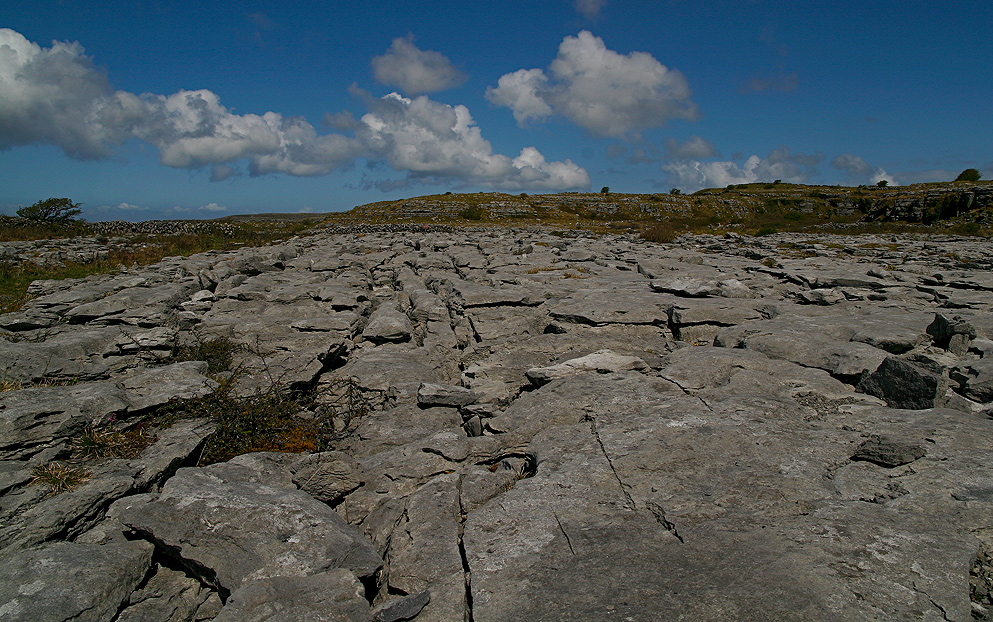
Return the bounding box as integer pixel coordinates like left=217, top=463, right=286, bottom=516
left=927, top=313, right=977, bottom=355
left=856, top=356, right=950, bottom=410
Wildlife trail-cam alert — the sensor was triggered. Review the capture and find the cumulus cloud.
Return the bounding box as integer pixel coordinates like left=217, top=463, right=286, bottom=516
left=1, top=28, right=588, bottom=192
left=0, top=28, right=146, bottom=158
left=663, top=148, right=822, bottom=191
left=372, top=35, right=467, bottom=95
left=358, top=92, right=589, bottom=190
left=831, top=153, right=894, bottom=185
left=201, top=202, right=227, bottom=212
left=486, top=31, right=698, bottom=138
left=575, top=0, right=606, bottom=19
left=664, top=135, right=716, bottom=160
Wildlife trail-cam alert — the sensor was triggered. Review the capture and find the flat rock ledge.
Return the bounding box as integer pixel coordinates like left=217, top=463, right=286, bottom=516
left=1, top=228, right=992, bottom=622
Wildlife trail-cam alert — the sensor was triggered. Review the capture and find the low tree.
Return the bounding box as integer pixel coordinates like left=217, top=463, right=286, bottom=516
left=876, top=179, right=889, bottom=187
left=600, top=186, right=610, bottom=194
left=670, top=188, right=681, bottom=195
left=17, top=198, right=82, bottom=223
left=955, top=168, right=982, bottom=182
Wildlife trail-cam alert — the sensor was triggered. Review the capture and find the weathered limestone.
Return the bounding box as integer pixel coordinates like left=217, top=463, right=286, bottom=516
left=0, top=228, right=991, bottom=622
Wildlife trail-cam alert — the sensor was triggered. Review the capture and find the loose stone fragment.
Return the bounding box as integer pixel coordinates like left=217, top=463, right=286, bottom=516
left=373, top=590, right=431, bottom=622
left=416, top=382, right=478, bottom=407
left=851, top=435, right=926, bottom=467
left=525, top=349, right=649, bottom=386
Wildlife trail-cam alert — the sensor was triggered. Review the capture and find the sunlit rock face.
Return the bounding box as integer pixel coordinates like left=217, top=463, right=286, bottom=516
left=2, top=227, right=993, bottom=622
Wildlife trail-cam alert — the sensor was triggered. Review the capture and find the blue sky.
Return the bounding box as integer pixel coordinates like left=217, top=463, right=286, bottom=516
left=1, top=0, right=990, bottom=221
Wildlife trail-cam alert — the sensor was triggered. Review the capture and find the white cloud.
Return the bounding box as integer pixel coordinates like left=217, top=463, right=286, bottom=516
left=372, top=35, right=467, bottom=95
left=486, top=69, right=553, bottom=125
left=358, top=92, right=589, bottom=190
left=201, top=202, right=227, bottom=212
left=664, top=135, right=716, bottom=160
left=575, top=0, right=606, bottom=19
left=0, top=28, right=587, bottom=192
left=831, top=153, right=894, bottom=186
left=486, top=31, right=698, bottom=138
left=0, top=28, right=145, bottom=158
left=663, top=148, right=821, bottom=191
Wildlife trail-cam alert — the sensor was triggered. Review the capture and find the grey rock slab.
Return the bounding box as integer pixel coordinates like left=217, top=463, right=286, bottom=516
left=212, top=570, right=372, bottom=622
left=0, top=464, right=138, bottom=550
left=464, top=305, right=548, bottom=341
left=115, top=462, right=382, bottom=596
left=525, top=349, right=649, bottom=386
left=0, top=329, right=115, bottom=383
left=659, top=345, right=877, bottom=401
left=438, top=277, right=539, bottom=308
left=118, top=361, right=217, bottom=414
left=0, top=539, right=153, bottom=622
left=290, top=451, right=365, bottom=504
left=131, top=418, right=215, bottom=490
left=338, top=345, right=441, bottom=407
left=546, top=286, right=670, bottom=326
left=373, top=590, right=431, bottom=622
left=649, top=277, right=721, bottom=297
left=954, top=358, right=993, bottom=403
left=796, top=287, right=847, bottom=305
left=362, top=303, right=413, bottom=343
left=927, top=312, right=977, bottom=353
left=850, top=434, right=926, bottom=467
left=375, top=473, right=468, bottom=622
left=849, top=310, right=935, bottom=354
left=0, top=381, right=129, bottom=460
left=116, top=565, right=211, bottom=622
left=343, top=405, right=462, bottom=458
left=417, top=382, right=478, bottom=408
left=715, top=317, right=889, bottom=380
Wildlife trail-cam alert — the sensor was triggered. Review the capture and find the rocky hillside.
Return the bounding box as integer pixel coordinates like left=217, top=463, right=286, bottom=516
left=328, top=180, right=993, bottom=232
left=1, top=226, right=992, bottom=621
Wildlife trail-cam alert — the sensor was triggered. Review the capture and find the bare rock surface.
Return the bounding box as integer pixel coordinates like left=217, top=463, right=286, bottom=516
left=1, top=228, right=992, bottom=621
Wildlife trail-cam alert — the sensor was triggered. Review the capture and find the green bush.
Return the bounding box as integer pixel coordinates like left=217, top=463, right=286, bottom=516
left=459, top=206, right=485, bottom=221
left=955, top=168, right=982, bottom=182
left=17, top=198, right=82, bottom=223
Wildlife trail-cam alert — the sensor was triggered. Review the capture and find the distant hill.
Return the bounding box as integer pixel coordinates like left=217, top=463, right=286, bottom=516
left=322, top=181, right=993, bottom=236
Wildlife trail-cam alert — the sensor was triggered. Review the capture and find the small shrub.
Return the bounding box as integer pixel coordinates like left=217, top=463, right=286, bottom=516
left=755, top=226, right=778, bottom=236
left=955, top=168, right=981, bottom=182
left=30, top=462, right=92, bottom=496
left=640, top=222, right=679, bottom=243
left=157, top=373, right=369, bottom=465
left=670, top=188, right=681, bottom=195
left=761, top=257, right=778, bottom=268
left=459, top=206, right=485, bottom=221
left=876, top=180, right=888, bottom=187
